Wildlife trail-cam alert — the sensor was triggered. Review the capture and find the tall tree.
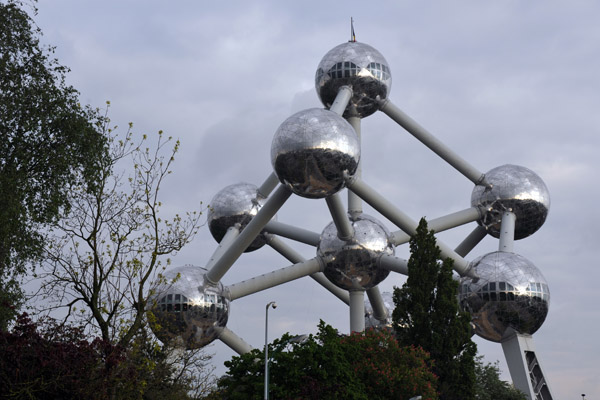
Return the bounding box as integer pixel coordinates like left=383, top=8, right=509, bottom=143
left=0, top=0, right=107, bottom=328
left=393, top=218, right=477, bottom=400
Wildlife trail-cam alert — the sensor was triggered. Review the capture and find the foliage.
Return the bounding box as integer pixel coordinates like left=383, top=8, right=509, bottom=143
left=474, top=357, right=527, bottom=400
left=0, top=313, right=205, bottom=400
left=393, top=218, right=477, bottom=400
left=0, top=0, right=108, bottom=328
left=33, top=117, right=204, bottom=347
left=218, top=321, right=439, bottom=400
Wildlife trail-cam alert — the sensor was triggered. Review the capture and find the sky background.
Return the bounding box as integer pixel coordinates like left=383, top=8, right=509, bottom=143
left=27, top=0, right=600, bottom=397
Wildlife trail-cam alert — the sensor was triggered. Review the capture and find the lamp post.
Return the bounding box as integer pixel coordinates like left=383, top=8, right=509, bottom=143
left=264, top=301, right=277, bottom=400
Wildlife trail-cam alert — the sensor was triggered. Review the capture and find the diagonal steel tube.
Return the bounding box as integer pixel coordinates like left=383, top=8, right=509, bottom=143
left=345, top=174, right=476, bottom=278
left=206, top=185, right=292, bottom=284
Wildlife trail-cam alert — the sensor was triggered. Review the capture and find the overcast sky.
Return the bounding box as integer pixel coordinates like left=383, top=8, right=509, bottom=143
left=29, top=0, right=600, bottom=397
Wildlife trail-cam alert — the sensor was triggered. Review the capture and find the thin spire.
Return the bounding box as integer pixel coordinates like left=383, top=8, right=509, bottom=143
left=350, top=17, right=356, bottom=42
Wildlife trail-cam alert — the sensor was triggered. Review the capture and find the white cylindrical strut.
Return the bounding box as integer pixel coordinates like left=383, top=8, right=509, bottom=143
left=347, top=116, right=362, bottom=217
left=217, top=326, right=253, bottom=355
left=205, top=225, right=241, bottom=270
left=454, top=225, right=488, bottom=257
left=266, top=235, right=350, bottom=304
left=377, top=97, right=490, bottom=188
left=378, top=254, right=409, bottom=275
left=206, top=185, right=292, bottom=284
left=390, top=206, right=482, bottom=245
left=226, top=257, right=323, bottom=300
left=366, top=286, right=389, bottom=323
left=329, top=86, right=353, bottom=116
left=258, top=172, right=280, bottom=198
left=326, top=193, right=354, bottom=240
left=263, top=220, right=320, bottom=246
left=349, top=290, right=366, bottom=333
left=498, top=211, right=516, bottom=253
left=345, top=174, right=476, bottom=278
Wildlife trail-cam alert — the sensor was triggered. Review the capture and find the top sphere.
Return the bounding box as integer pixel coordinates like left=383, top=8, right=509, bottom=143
left=271, top=108, right=360, bottom=199
left=471, top=164, right=550, bottom=240
left=459, top=251, right=550, bottom=342
left=316, top=41, right=392, bottom=118
left=208, top=183, right=269, bottom=252
left=147, top=265, right=230, bottom=349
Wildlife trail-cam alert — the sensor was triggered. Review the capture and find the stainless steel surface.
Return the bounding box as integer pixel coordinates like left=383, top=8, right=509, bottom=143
left=365, top=290, right=394, bottom=330
left=318, top=214, right=393, bottom=290
left=208, top=182, right=270, bottom=252
left=148, top=265, right=229, bottom=349
left=472, top=164, right=550, bottom=240
left=316, top=41, right=391, bottom=118
left=459, top=251, right=550, bottom=343
left=271, top=108, right=360, bottom=199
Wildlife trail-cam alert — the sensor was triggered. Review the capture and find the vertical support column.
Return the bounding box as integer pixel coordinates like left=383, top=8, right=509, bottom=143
left=349, top=290, right=365, bottom=333
left=499, top=211, right=516, bottom=253
left=347, top=116, right=362, bottom=217
left=502, top=332, right=554, bottom=400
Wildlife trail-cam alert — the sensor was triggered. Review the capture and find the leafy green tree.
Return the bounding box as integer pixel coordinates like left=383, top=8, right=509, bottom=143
left=0, top=0, right=108, bottom=328
left=218, top=321, right=439, bottom=400
left=393, top=218, right=477, bottom=400
left=474, top=357, right=526, bottom=400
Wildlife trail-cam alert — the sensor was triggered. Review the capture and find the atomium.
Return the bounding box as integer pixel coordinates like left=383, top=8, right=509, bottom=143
left=316, top=41, right=392, bottom=118
left=208, top=182, right=269, bottom=252
left=148, top=265, right=229, bottom=349
left=271, top=108, right=360, bottom=199
left=318, top=214, right=393, bottom=291
left=152, top=33, right=554, bottom=397
left=459, top=251, right=549, bottom=343
left=472, top=164, right=550, bottom=240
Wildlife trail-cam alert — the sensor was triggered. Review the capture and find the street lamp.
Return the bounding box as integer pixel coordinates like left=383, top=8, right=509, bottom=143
left=264, top=301, right=277, bottom=400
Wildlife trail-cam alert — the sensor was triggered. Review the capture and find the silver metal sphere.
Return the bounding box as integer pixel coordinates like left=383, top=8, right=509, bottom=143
left=271, top=108, right=360, bottom=199
left=148, top=265, right=229, bottom=349
left=459, top=251, right=550, bottom=343
left=318, top=214, right=393, bottom=291
left=208, top=183, right=268, bottom=252
left=472, top=164, right=550, bottom=240
left=316, top=41, right=392, bottom=118
left=365, top=291, right=394, bottom=331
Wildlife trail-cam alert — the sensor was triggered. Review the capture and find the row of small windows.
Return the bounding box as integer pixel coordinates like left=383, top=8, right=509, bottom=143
left=158, top=293, right=227, bottom=314
left=316, top=61, right=392, bottom=81
left=460, top=282, right=550, bottom=302
left=367, top=62, right=391, bottom=81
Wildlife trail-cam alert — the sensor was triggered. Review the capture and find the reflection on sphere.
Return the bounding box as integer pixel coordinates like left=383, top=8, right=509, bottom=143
left=318, top=214, right=393, bottom=290
left=148, top=265, right=229, bottom=349
left=271, top=108, right=360, bottom=199
left=365, top=291, right=394, bottom=331
left=316, top=41, right=392, bottom=118
left=459, top=251, right=549, bottom=343
left=472, top=164, right=550, bottom=239
left=208, top=183, right=268, bottom=252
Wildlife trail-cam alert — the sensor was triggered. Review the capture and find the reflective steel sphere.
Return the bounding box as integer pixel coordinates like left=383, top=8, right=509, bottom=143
left=148, top=265, right=229, bottom=349
left=316, top=41, right=392, bottom=118
left=208, top=183, right=268, bottom=252
left=365, top=291, right=394, bottom=331
left=459, top=251, right=550, bottom=343
left=472, top=164, right=550, bottom=239
left=271, top=108, right=360, bottom=199
left=318, top=214, right=393, bottom=290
